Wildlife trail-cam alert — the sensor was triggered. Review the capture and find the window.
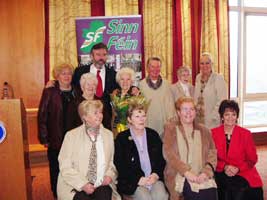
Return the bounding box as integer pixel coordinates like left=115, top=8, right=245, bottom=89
left=229, top=0, right=267, bottom=131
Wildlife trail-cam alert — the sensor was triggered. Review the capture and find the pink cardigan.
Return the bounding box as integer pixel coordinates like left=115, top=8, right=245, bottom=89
left=212, top=125, right=263, bottom=187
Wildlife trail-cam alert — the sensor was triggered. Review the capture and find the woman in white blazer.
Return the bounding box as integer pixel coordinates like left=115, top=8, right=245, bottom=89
left=57, top=100, right=121, bottom=200
left=194, top=52, right=228, bottom=129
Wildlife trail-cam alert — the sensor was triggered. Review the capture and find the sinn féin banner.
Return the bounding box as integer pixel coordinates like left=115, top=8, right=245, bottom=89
left=75, top=15, right=142, bottom=83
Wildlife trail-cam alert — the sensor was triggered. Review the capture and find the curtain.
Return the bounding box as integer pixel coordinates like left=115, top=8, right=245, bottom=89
left=143, top=0, right=173, bottom=81
left=172, top=0, right=229, bottom=85
left=105, top=0, right=138, bottom=16
left=45, top=0, right=92, bottom=81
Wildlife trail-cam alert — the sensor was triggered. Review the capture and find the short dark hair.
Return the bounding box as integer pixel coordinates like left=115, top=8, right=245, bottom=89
left=218, top=99, right=240, bottom=118
left=90, top=42, right=108, bottom=53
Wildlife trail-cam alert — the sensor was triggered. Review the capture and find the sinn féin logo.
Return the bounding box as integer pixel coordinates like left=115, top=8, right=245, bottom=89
left=80, top=20, right=106, bottom=53
left=0, top=121, right=6, bottom=144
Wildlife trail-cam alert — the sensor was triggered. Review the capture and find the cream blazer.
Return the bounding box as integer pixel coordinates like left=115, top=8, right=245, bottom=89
left=171, top=82, right=194, bottom=102
left=57, top=124, right=121, bottom=200
left=194, top=72, right=228, bottom=129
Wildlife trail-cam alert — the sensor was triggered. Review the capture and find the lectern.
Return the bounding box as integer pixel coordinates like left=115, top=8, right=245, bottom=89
left=0, top=99, right=32, bottom=200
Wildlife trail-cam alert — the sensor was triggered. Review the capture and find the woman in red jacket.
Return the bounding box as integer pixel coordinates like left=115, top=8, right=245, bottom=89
left=211, top=100, right=263, bottom=200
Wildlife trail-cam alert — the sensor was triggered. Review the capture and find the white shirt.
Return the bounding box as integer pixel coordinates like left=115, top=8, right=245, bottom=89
left=90, top=64, right=106, bottom=91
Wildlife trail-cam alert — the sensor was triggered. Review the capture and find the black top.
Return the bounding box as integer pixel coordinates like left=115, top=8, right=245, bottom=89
left=114, top=128, right=166, bottom=195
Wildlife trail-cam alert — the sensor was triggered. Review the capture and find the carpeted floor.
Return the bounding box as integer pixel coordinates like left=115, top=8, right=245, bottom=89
left=31, top=145, right=267, bottom=200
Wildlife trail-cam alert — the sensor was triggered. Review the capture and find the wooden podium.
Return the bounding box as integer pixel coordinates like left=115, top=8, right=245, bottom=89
left=0, top=99, right=32, bottom=200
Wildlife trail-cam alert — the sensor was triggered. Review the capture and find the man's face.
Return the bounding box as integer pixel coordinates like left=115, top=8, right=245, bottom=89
left=147, top=60, right=161, bottom=80
left=91, top=48, right=108, bottom=69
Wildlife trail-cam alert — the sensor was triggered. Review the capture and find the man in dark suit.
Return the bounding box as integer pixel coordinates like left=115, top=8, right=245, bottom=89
left=72, top=42, right=119, bottom=130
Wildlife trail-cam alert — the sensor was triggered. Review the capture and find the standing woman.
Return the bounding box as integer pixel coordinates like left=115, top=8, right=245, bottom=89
left=163, top=97, right=217, bottom=200
left=171, top=65, right=194, bottom=102
left=111, top=67, right=145, bottom=134
left=38, top=63, right=80, bottom=198
left=114, top=100, right=168, bottom=200
left=212, top=100, right=263, bottom=200
left=194, top=52, right=227, bottom=129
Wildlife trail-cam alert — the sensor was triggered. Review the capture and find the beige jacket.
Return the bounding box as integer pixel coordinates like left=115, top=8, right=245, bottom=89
left=163, top=120, right=217, bottom=200
left=194, top=72, right=227, bottom=129
left=57, top=124, right=121, bottom=200
left=171, top=82, right=194, bottom=102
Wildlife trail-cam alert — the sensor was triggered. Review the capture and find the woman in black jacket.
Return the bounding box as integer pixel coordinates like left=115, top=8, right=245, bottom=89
left=114, top=100, right=168, bottom=200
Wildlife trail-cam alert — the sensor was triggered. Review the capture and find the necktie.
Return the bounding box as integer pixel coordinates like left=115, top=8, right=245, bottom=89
left=87, top=136, right=97, bottom=184
left=96, top=70, right=103, bottom=97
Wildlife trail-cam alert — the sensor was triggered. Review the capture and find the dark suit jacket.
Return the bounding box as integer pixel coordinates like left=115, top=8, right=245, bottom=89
left=114, top=128, right=166, bottom=195
left=72, top=64, right=119, bottom=130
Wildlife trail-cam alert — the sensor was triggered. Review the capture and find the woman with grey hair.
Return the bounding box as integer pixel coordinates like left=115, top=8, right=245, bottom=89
left=111, top=67, right=145, bottom=134
left=194, top=52, right=227, bottom=129
left=171, top=65, right=194, bottom=102
left=57, top=99, right=121, bottom=200
left=78, top=73, right=110, bottom=129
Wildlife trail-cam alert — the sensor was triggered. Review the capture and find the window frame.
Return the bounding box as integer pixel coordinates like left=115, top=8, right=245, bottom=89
left=229, top=2, right=267, bottom=130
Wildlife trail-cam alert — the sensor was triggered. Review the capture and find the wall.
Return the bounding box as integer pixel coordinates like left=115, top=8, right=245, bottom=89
left=0, top=0, right=44, bottom=145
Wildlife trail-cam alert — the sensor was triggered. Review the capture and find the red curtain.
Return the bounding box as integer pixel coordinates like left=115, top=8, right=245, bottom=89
left=172, top=0, right=183, bottom=83
left=138, top=0, right=145, bottom=78
left=44, top=0, right=50, bottom=84
left=91, top=0, right=105, bottom=16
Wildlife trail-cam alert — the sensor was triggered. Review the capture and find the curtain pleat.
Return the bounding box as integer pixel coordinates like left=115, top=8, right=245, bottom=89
left=172, top=0, right=183, bottom=82
left=91, top=0, right=105, bottom=16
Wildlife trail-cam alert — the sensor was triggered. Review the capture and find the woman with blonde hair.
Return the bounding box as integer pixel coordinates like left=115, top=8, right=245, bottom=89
left=194, top=52, right=227, bottom=129
left=163, top=96, right=218, bottom=200
left=38, top=63, right=80, bottom=198
left=57, top=100, right=121, bottom=200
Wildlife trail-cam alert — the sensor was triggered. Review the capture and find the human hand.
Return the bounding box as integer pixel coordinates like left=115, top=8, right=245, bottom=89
left=82, top=183, right=95, bottom=194
left=224, top=165, right=239, bottom=177
left=138, top=177, right=149, bottom=186
left=102, top=176, right=112, bottom=186
left=147, top=173, right=159, bottom=185
left=196, top=172, right=208, bottom=184
left=184, top=171, right=198, bottom=183
left=45, top=80, right=55, bottom=88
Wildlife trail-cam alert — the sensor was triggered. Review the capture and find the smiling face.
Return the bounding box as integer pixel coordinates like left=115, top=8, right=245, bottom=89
left=179, top=70, right=190, bottom=84
left=222, top=108, right=237, bottom=128
left=147, top=60, right=161, bottom=80
left=128, top=109, right=146, bottom=132
left=199, top=55, right=212, bottom=77
left=119, top=73, right=132, bottom=92
left=91, top=48, right=108, bottom=69
left=83, top=108, right=103, bottom=128
left=81, top=79, right=97, bottom=97
left=57, top=68, right=72, bottom=88
left=177, top=102, right=196, bottom=125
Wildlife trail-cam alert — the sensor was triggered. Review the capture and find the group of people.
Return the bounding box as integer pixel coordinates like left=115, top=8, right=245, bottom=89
left=38, top=42, right=263, bottom=200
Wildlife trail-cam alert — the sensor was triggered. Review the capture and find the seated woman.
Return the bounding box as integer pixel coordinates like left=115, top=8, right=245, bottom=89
left=163, top=96, right=217, bottom=200
left=212, top=100, right=263, bottom=200
left=78, top=73, right=110, bottom=129
left=114, top=100, right=168, bottom=200
left=171, top=65, right=194, bottom=102
left=111, top=67, right=145, bottom=134
left=57, top=100, right=121, bottom=200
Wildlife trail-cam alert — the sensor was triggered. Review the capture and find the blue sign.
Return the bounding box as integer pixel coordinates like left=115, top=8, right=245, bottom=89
left=0, top=121, right=7, bottom=144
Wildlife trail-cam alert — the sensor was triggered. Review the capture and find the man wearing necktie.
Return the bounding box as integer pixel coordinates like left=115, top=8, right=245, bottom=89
left=72, top=43, right=119, bottom=130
